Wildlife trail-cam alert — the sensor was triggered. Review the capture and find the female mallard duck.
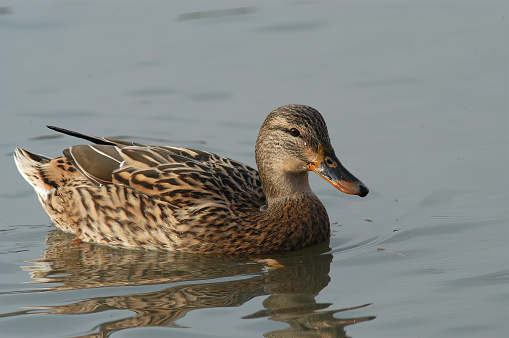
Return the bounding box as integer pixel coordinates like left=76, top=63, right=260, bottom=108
left=14, top=104, right=368, bottom=254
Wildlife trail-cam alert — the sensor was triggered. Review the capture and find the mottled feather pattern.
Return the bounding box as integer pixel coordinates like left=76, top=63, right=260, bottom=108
left=113, top=147, right=264, bottom=208
left=113, top=146, right=265, bottom=211
left=16, top=146, right=270, bottom=253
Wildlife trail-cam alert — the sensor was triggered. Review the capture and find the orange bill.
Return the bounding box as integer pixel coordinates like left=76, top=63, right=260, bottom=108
left=308, top=145, right=369, bottom=197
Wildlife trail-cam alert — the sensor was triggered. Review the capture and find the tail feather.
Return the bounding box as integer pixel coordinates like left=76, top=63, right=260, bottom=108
left=14, top=148, right=89, bottom=201
left=46, top=125, right=116, bottom=146
left=14, top=148, right=56, bottom=199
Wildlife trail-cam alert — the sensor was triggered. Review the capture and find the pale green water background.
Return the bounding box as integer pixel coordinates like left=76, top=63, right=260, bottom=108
left=1, top=1, right=508, bottom=337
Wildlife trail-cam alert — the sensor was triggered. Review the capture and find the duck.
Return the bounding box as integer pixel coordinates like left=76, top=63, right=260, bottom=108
left=14, top=104, right=368, bottom=254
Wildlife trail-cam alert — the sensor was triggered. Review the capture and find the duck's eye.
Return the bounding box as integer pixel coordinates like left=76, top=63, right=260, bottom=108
left=289, top=128, right=300, bottom=137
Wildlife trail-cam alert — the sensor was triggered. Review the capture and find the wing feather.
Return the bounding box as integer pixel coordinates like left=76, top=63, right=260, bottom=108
left=57, top=133, right=265, bottom=215
left=111, top=146, right=265, bottom=213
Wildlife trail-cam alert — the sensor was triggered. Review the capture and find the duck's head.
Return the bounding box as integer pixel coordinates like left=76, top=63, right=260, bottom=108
left=255, top=104, right=368, bottom=200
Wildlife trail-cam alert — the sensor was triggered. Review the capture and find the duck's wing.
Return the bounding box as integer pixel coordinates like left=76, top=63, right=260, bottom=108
left=47, top=126, right=261, bottom=186
left=63, top=144, right=266, bottom=213
left=48, top=125, right=265, bottom=211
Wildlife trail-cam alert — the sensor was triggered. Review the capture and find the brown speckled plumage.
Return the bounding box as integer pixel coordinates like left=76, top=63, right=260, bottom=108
left=14, top=104, right=368, bottom=254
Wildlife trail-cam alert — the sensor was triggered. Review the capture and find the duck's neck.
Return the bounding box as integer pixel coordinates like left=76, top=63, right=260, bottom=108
left=259, top=169, right=314, bottom=203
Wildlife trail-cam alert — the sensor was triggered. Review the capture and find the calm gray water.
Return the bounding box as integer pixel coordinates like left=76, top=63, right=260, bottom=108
left=1, top=1, right=508, bottom=337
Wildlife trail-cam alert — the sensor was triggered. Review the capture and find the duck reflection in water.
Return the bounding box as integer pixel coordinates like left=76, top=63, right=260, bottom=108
left=19, top=231, right=375, bottom=337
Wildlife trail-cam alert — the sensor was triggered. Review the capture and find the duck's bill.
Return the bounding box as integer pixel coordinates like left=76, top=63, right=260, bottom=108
left=308, top=145, right=369, bottom=197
